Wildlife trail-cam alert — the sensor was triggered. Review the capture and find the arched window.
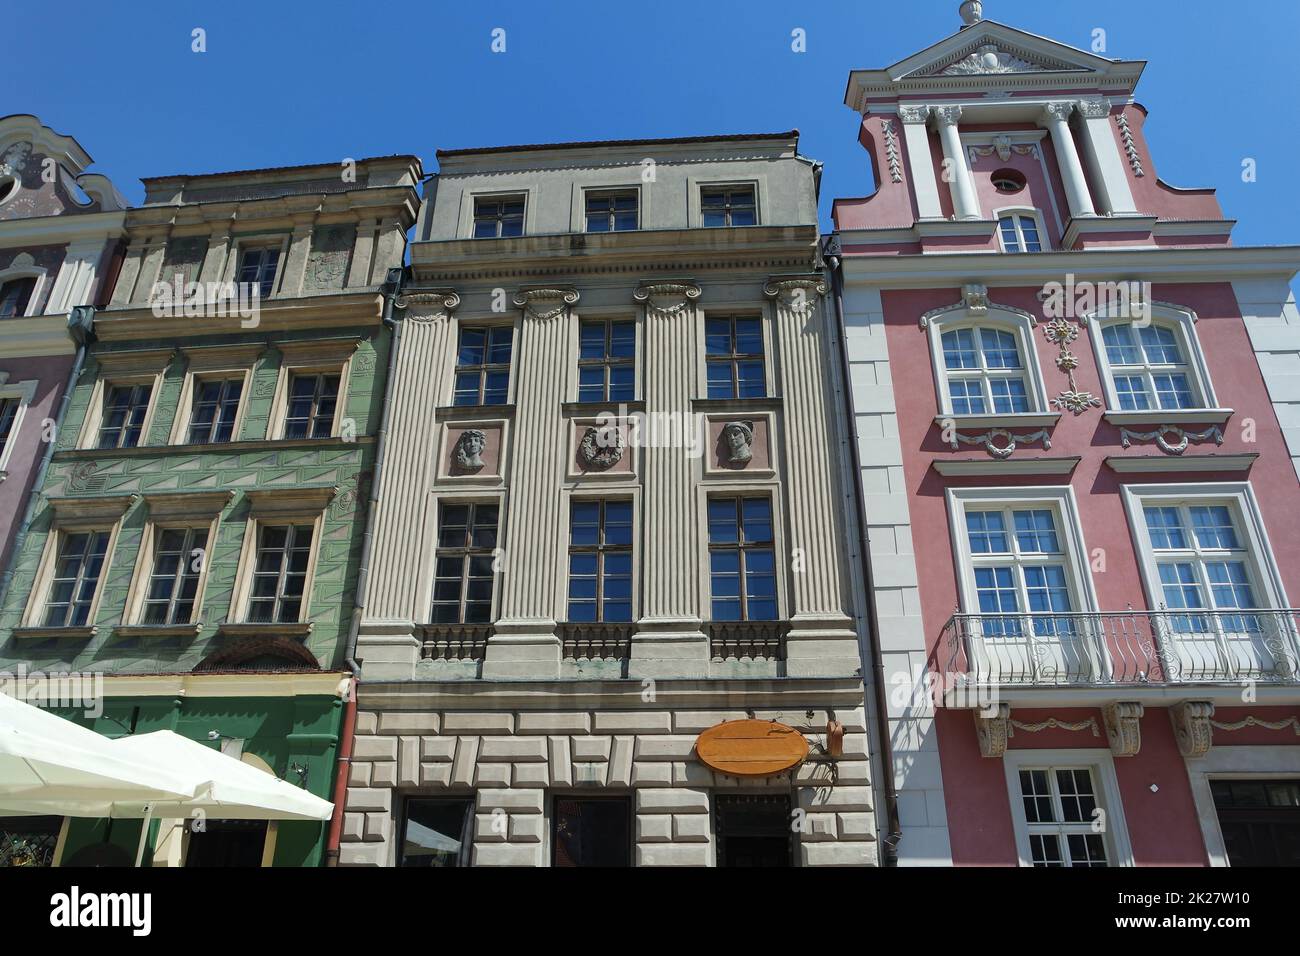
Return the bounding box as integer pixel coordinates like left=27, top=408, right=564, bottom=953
left=941, top=326, right=1030, bottom=414
left=997, top=212, right=1044, bottom=253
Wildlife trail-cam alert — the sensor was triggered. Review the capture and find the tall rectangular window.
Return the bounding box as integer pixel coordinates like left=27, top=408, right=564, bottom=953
left=246, top=524, right=313, bottom=624
left=585, top=191, right=638, bottom=232
left=237, top=247, right=281, bottom=298
left=431, top=502, right=498, bottom=624
left=567, top=499, right=632, bottom=623
left=578, top=320, right=635, bottom=403
left=1102, top=323, right=1195, bottom=411
left=705, top=317, right=765, bottom=399
left=552, top=797, right=632, bottom=867
left=0, top=277, right=36, bottom=318
left=964, top=505, right=1075, bottom=637
left=998, top=214, right=1043, bottom=253
left=701, top=186, right=757, bottom=227
left=142, top=527, right=209, bottom=625
left=187, top=378, right=244, bottom=444
left=0, top=398, right=19, bottom=456
left=284, top=373, right=339, bottom=439
left=708, top=497, right=776, bottom=621
left=942, top=327, right=1030, bottom=414
left=473, top=196, right=525, bottom=238
left=43, top=531, right=110, bottom=628
left=97, top=383, right=152, bottom=450
left=454, top=327, right=513, bottom=406
left=1017, top=766, right=1110, bottom=867
left=1143, top=503, right=1260, bottom=631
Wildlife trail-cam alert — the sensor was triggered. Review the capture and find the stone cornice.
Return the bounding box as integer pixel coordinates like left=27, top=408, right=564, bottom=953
left=93, top=290, right=385, bottom=341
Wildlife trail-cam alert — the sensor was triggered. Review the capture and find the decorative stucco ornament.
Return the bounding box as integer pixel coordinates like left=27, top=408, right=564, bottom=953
left=1170, top=701, right=1215, bottom=758
left=633, top=282, right=700, bottom=314
left=578, top=424, right=624, bottom=471
left=944, top=45, right=1043, bottom=75
left=0, top=141, right=32, bottom=177
left=881, top=120, right=903, bottom=183
left=453, top=429, right=487, bottom=471
left=1043, top=317, right=1102, bottom=414
left=1103, top=702, right=1144, bottom=757
left=953, top=427, right=1052, bottom=459
left=721, top=421, right=754, bottom=464
left=1119, top=424, right=1223, bottom=456
left=514, top=287, right=579, bottom=320
left=959, top=0, right=983, bottom=25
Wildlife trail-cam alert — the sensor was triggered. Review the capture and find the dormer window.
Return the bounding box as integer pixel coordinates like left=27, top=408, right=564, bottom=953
left=585, top=190, right=638, bottom=232
left=0, top=277, right=36, bottom=318
left=998, top=213, right=1043, bottom=253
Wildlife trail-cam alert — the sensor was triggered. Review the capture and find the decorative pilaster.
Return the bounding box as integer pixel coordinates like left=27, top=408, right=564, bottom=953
left=1102, top=701, right=1144, bottom=756
left=765, top=275, right=860, bottom=677
left=109, top=239, right=149, bottom=307
left=1170, top=701, right=1215, bottom=758
left=630, top=280, right=708, bottom=678
left=897, top=105, right=944, bottom=220
left=1074, top=98, right=1139, bottom=215
left=1041, top=102, right=1097, bottom=220
left=346, top=218, right=378, bottom=288
left=197, top=224, right=231, bottom=284
left=356, top=290, right=460, bottom=679
left=278, top=214, right=317, bottom=299
left=933, top=106, right=981, bottom=221
left=482, top=287, right=580, bottom=679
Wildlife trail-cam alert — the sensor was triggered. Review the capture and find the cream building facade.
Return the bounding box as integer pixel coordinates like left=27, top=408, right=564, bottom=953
left=341, top=133, right=880, bottom=866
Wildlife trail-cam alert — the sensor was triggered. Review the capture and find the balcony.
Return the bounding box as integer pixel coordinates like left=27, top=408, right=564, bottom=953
left=941, top=610, right=1300, bottom=691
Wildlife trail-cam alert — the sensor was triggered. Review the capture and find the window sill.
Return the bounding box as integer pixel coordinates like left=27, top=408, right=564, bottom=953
left=934, top=412, right=1061, bottom=429
left=114, top=623, right=203, bottom=639
left=435, top=403, right=515, bottom=421
left=217, top=622, right=313, bottom=639
left=562, top=400, right=645, bottom=416
left=12, top=625, right=97, bottom=640
left=692, top=397, right=782, bottom=412
left=58, top=436, right=374, bottom=458
left=1103, top=409, right=1234, bottom=426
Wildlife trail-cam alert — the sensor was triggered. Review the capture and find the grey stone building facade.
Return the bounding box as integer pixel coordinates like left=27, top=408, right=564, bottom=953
left=340, top=132, right=879, bottom=866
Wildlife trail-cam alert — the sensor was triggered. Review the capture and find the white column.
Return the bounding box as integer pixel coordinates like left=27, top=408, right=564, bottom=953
left=630, top=282, right=709, bottom=678
left=765, top=277, right=861, bottom=677
left=483, top=288, right=577, bottom=679
left=933, top=106, right=981, bottom=221
left=1075, top=98, right=1138, bottom=216
left=1042, top=102, right=1097, bottom=219
left=897, top=105, right=943, bottom=220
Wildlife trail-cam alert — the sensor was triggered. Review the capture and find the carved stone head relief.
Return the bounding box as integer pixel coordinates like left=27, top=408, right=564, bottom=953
left=453, top=429, right=487, bottom=471
left=721, top=421, right=755, bottom=465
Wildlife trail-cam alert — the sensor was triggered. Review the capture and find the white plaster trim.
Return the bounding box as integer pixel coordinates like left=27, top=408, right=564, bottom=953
left=1083, top=301, right=1220, bottom=414
left=1185, top=746, right=1300, bottom=867
left=0, top=378, right=38, bottom=473
left=924, top=301, right=1050, bottom=418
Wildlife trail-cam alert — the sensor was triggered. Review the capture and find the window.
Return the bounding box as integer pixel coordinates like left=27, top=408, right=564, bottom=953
left=708, top=497, right=777, bottom=621
left=42, top=531, right=110, bottom=628
left=0, top=398, right=19, bottom=458
left=963, top=505, right=1077, bottom=638
left=184, top=820, right=266, bottom=868
left=245, top=524, right=313, bottom=624
left=187, top=378, right=244, bottom=444
left=701, top=186, right=757, bottom=227
left=1101, top=323, right=1195, bottom=411
left=0, top=277, right=36, bottom=317
left=237, top=247, right=281, bottom=298
left=578, top=320, right=635, bottom=402
left=941, top=327, right=1030, bottom=414
left=1211, top=779, right=1300, bottom=867
left=141, top=527, right=208, bottom=625
left=715, top=794, right=792, bottom=867
left=991, top=169, right=1027, bottom=194
left=431, top=502, right=498, bottom=624
left=567, top=499, right=632, bottom=623
left=552, top=796, right=632, bottom=867
left=998, top=213, right=1043, bottom=253
left=585, top=190, right=638, bottom=232
left=399, top=799, right=473, bottom=867
left=1016, top=766, right=1110, bottom=866
left=473, top=195, right=525, bottom=238
left=97, top=383, right=152, bottom=449
left=706, top=317, right=765, bottom=399
left=454, top=327, right=513, bottom=406
left=284, top=373, right=339, bottom=439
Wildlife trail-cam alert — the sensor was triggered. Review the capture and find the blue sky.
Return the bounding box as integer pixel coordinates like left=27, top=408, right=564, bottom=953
left=11, top=0, right=1300, bottom=251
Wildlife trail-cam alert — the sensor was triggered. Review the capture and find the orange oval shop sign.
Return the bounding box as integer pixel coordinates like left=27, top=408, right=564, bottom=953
left=695, top=719, right=809, bottom=777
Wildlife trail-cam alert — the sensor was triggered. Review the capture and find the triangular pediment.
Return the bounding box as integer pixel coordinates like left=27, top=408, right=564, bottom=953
left=891, top=21, right=1122, bottom=81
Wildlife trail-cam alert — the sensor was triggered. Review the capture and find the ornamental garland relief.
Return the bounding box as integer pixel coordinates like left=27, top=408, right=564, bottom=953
left=577, top=424, right=624, bottom=471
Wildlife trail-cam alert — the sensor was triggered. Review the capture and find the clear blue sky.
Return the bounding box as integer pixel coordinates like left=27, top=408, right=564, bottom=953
left=12, top=0, right=1299, bottom=254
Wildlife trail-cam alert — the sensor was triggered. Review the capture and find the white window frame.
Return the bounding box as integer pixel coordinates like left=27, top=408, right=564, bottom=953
left=466, top=190, right=529, bottom=240
left=1186, top=746, right=1300, bottom=867
left=264, top=340, right=356, bottom=441
left=0, top=378, right=37, bottom=474
left=994, top=206, right=1049, bottom=253
left=1121, top=482, right=1288, bottom=613
left=1003, top=749, right=1134, bottom=867
left=947, top=486, right=1099, bottom=616
left=924, top=306, right=1051, bottom=421
left=1085, top=302, right=1225, bottom=419
left=0, top=261, right=49, bottom=318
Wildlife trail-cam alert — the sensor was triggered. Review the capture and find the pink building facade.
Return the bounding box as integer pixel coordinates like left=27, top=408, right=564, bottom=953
left=831, top=7, right=1300, bottom=866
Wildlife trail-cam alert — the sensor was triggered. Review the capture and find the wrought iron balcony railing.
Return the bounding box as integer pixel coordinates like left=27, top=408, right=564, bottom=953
left=940, top=609, right=1300, bottom=687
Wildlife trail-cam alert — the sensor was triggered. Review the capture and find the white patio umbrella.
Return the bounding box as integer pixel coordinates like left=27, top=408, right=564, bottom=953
left=0, top=692, right=196, bottom=818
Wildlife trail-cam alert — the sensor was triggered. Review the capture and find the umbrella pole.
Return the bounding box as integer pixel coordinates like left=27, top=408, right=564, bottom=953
left=134, top=804, right=153, bottom=868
